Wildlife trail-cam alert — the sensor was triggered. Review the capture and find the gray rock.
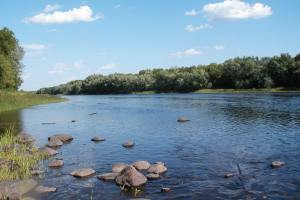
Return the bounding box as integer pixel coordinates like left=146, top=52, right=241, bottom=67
left=50, top=134, right=73, bottom=143
left=161, top=187, right=171, bottom=192
left=132, top=161, right=151, bottom=171
left=18, top=133, right=35, bottom=144
left=115, top=166, right=147, bottom=187
left=97, top=172, right=119, bottom=181
left=0, top=179, right=37, bottom=200
left=177, top=117, right=190, bottom=123
left=271, top=160, right=285, bottom=168
left=147, top=163, right=167, bottom=174
left=146, top=173, right=160, bottom=180
left=35, top=186, right=56, bottom=193
left=48, top=159, right=64, bottom=168
left=122, top=140, right=135, bottom=148
left=91, top=136, right=106, bottom=142
left=39, top=147, right=58, bottom=156
left=112, top=163, right=129, bottom=173
left=70, top=168, right=95, bottom=177
left=47, top=136, right=63, bottom=147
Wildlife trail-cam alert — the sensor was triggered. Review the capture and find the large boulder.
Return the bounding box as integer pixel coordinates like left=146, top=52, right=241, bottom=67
left=39, top=147, right=58, bottom=156
left=47, top=137, right=63, bottom=147
left=147, top=163, right=167, bottom=174
left=70, top=168, right=95, bottom=178
left=115, top=166, right=147, bottom=187
left=112, top=163, right=129, bottom=173
left=97, top=172, right=119, bottom=181
left=132, top=161, right=151, bottom=171
left=50, top=134, right=73, bottom=143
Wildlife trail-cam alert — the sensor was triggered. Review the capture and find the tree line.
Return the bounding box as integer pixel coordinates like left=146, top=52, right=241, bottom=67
left=37, top=53, right=300, bottom=95
left=0, top=28, right=24, bottom=90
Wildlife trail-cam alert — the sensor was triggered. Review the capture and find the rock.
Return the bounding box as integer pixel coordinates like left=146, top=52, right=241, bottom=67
left=49, top=134, right=73, bottom=143
left=271, top=161, right=285, bottom=168
left=97, top=172, right=119, bottom=181
left=70, top=168, right=95, bottom=177
left=122, top=140, right=135, bottom=148
left=112, top=163, right=129, bottom=173
left=91, top=136, right=106, bottom=142
left=31, top=170, right=44, bottom=176
left=18, top=133, right=35, bottom=144
left=115, top=166, right=147, bottom=187
left=132, top=161, right=151, bottom=171
left=147, top=163, right=167, bottom=174
left=161, top=187, right=171, bottom=192
left=177, top=117, right=190, bottom=123
left=0, top=179, right=37, bottom=200
left=39, top=147, right=58, bottom=156
left=35, top=186, right=56, bottom=193
left=224, top=173, right=234, bottom=178
left=71, top=120, right=76, bottom=123
left=48, top=159, right=64, bottom=168
left=146, top=173, right=160, bottom=180
left=47, top=136, right=63, bottom=147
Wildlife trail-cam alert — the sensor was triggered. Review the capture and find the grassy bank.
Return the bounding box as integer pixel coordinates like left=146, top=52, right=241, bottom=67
left=0, top=127, right=45, bottom=181
left=130, top=88, right=300, bottom=95
left=0, top=91, right=65, bottom=112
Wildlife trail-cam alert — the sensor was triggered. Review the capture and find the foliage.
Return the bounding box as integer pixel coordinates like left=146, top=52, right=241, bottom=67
left=0, top=27, right=24, bottom=90
left=37, top=53, right=300, bottom=95
left=0, top=90, right=65, bottom=112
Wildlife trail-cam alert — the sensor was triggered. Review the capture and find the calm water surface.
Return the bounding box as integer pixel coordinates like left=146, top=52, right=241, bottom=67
left=0, top=93, right=300, bottom=200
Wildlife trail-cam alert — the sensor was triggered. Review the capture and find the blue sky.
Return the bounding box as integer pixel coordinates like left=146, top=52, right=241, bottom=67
left=1, top=0, right=299, bottom=90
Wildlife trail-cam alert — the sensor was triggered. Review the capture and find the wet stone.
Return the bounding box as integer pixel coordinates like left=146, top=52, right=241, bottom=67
left=39, top=147, right=58, bottom=156
left=147, top=163, right=167, bottom=174
left=122, top=140, right=135, bottom=148
left=70, top=168, right=95, bottom=177
left=97, top=172, right=119, bottom=181
left=271, top=161, right=285, bottom=168
left=132, top=161, right=151, bottom=171
left=91, top=136, right=106, bottom=142
left=47, top=136, right=63, bottom=147
left=161, top=187, right=171, bottom=192
left=115, top=166, right=147, bottom=187
left=224, top=173, right=234, bottom=178
left=50, top=134, right=73, bottom=143
left=112, top=163, right=129, bottom=173
left=146, top=173, right=160, bottom=180
left=48, top=159, right=64, bottom=168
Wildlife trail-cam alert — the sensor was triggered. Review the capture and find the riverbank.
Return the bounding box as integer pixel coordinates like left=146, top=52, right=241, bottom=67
left=0, top=91, right=66, bottom=113
left=130, top=88, right=300, bottom=95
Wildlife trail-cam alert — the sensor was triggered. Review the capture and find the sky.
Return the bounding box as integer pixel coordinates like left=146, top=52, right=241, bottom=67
left=0, top=0, right=299, bottom=91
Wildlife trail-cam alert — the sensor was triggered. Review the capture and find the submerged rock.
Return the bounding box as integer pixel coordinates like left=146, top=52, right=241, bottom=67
left=98, top=172, right=119, bottom=181
left=35, top=186, right=57, bottom=193
left=132, top=161, right=151, bottom=171
left=39, top=147, right=58, bottom=156
left=115, top=166, right=147, bottom=187
left=50, top=134, right=73, bottom=143
left=147, top=163, right=167, bottom=174
left=91, top=136, right=106, bottom=142
left=47, top=137, right=63, bottom=147
left=146, top=173, right=160, bottom=180
left=122, top=141, right=135, bottom=148
left=271, top=161, right=285, bottom=168
left=70, top=168, right=95, bottom=177
left=177, top=117, right=190, bottom=123
left=112, top=163, right=129, bottom=173
left=48, top=159, right=64, bottom=168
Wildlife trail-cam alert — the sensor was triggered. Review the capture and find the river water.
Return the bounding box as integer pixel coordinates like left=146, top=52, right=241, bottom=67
left=0, top=93, right=300, bottom=200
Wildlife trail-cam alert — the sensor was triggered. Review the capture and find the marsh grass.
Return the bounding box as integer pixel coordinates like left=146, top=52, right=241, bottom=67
left=0, top=90, right=65, bottom=112
left=0, top=127, right=45, bottom=181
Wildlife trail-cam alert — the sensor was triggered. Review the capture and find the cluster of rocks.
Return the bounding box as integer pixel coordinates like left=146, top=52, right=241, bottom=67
left=98, top=161, right=168, bottom=189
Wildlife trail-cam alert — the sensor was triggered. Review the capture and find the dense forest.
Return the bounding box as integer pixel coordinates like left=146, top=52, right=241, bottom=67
left=0, top=28, right=24, bottom=90
left=38, top=53, right=300, bottom=95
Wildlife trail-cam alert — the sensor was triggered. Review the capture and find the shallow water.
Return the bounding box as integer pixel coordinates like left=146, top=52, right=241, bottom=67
left=1, top=93, right=300, bottom=200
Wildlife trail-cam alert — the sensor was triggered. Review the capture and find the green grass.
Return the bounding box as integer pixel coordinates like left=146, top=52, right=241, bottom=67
left=0, top=127, right=45, bottom=181
left=0, top=90, right=65, bottom=112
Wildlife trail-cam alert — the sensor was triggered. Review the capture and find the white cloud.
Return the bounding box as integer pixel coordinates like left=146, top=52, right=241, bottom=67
left=99, top=63, right=116, bottom=70
left=21, top=43, right=46, bottom=57
left=74, top=59, right=84, bottom=69
left=24, top=6, right=102, bottom=24
left=171, top=48, right=202, bottom=58
left=48, top=63, right=69, bottom=74
left=185, top=24, right=212, bottom=32
left=185, top=9, right=198, bottom=16
left=43, top=4, right=61, bottom=13
left=203, top=0, right=272, bottom=20
left=214, top=45, right=225, bottom=51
